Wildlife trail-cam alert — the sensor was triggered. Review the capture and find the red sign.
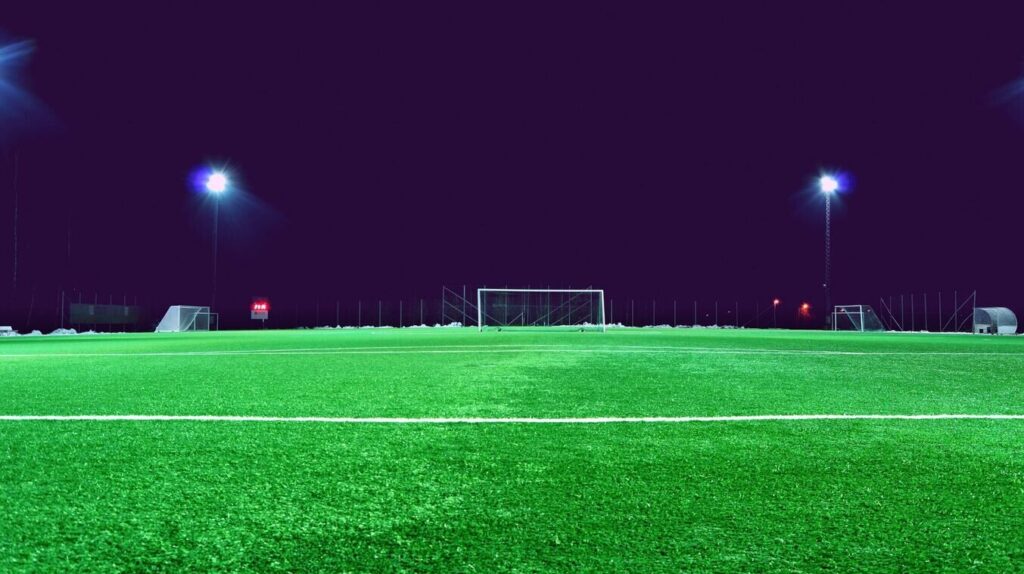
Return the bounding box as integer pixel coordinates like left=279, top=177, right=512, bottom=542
left=251, top=298, right=270, bottom=320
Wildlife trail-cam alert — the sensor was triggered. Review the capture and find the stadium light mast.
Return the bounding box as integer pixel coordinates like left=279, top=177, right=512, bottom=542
left=818, top=174, right=840, bottom=329
left=205, top=171, right=228, bottom=309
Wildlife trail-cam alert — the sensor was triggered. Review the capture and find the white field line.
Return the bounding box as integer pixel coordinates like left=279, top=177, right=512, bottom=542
left=0, top=343, right=569, bottom=359
left=1, top=414, right=1023, bottom=424
left=2, top=344, right=1024, bottom=360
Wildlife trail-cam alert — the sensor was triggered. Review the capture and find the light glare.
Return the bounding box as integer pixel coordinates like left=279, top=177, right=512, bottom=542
left=819, top=175, right=839, bottom=194
left=206, top=172, right=228, bottom=193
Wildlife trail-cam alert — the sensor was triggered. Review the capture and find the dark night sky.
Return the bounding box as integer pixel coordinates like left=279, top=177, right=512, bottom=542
left=3, top=3, right=1024, bottom=328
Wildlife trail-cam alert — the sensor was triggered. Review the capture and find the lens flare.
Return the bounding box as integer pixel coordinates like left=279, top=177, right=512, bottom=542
left=819, top=175, right=839, bottom=194
left=206, top=171, right=228, bottom=193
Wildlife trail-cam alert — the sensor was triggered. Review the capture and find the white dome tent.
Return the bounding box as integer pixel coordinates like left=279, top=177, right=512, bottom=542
left=972, top=307, right=1017, bottom=335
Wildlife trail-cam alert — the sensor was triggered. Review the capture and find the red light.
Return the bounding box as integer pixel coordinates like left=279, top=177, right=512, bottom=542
left=773, top=298, right=781, bottom=306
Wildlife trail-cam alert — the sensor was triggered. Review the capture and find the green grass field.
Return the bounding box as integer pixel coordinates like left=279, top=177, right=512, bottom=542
left=2, top=328, right=1024, bottom=572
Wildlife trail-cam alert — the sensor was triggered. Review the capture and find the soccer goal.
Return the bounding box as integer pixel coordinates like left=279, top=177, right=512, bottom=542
left=477, top=289, right=606, bottom=332
left=833, top=305, right=885, bottom=332
left=155, top=305, right=218, bottom=333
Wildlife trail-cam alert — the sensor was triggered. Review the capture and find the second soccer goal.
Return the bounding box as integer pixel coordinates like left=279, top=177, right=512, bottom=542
left=477, top=289, right=606, bottom=332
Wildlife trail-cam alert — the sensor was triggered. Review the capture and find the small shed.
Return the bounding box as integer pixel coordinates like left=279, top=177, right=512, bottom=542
left=973, top=307, right=1017, bottom=335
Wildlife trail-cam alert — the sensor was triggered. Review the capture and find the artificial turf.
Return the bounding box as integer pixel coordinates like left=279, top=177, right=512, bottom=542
left=1, top=328, right=1023, bottom=572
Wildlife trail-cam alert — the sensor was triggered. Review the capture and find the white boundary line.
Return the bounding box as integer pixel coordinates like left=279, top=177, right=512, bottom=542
left=1, top=414, right=1023, bottom=424
left=2, top=344, right=1024, bottom=359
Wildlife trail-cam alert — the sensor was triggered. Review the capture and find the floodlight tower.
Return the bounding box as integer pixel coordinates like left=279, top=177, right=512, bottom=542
left=818, top=174, right=840, bottom=328
left=205, top=171, right=228, bottom=309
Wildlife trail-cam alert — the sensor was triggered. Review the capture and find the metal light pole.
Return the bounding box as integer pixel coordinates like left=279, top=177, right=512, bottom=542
left=824, top=189, right=831, bottom=328
left=819, top=175, right=839, bottom=329
left=1, top=40, right=36, bottom=294
left=212, top=198, right=219, bottom=308
left=205, top=171, right=228, bottom=309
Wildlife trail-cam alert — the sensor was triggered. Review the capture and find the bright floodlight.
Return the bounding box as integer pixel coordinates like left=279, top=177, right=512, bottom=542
left=206, top=171, right=228, bottom=194
left=819, top=174, right=839, bottom=194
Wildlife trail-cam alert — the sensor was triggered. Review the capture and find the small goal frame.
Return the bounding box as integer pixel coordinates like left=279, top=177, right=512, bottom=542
left=832, top=304, right=884, bottom=332
left=155, top=305, right=219, bottom=333
left=477, top=288, right=607, bottom=333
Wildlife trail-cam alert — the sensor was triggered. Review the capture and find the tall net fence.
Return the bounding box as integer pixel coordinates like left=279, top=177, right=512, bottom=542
left=0, top=284, right=991, bottom=332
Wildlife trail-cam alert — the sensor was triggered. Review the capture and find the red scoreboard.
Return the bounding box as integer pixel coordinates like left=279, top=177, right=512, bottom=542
left=251, top=298, right=270, bottom=321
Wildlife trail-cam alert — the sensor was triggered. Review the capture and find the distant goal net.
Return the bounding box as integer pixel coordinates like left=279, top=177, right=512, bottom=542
left=477, top=289, right=606, bottom=332
left=155, top=305, right=217, bottom=333
left=833, top=305, right=885, bottom=332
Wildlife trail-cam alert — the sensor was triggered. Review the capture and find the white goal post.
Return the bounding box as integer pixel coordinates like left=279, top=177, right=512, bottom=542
left=155, top=305, right=218, bottom=333
left=477, top=288, right=606, bottom=332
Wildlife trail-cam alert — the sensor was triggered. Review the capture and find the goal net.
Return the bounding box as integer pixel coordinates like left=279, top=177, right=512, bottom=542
left=155, top=305, right=216, bottom=333
left=833, top=305, right=885, bottom=332
left=477, top=289, right=606, bottom=332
